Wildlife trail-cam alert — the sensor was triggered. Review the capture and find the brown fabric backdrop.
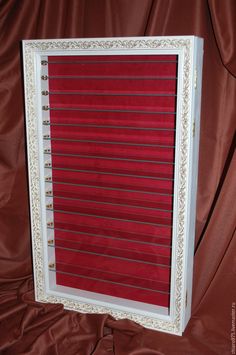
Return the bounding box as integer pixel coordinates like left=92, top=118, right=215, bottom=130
left=0, top=0, right=235, bottom=354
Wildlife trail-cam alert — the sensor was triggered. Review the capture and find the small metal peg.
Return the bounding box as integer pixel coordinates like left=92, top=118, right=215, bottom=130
left=43, top=134, right=50, bottom=139
left=46, top=203, right=53, bottom=209
left=47, top=221, right=54, bottom=228
left=44, top=148, right=51, bottom=153
left=48, top=262, right=55, bottom=269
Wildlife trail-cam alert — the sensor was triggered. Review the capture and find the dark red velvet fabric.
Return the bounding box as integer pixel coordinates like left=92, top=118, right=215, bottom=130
left=0, top=0, right=236, bottom=354
left=47, top=54, right=176, bottom=306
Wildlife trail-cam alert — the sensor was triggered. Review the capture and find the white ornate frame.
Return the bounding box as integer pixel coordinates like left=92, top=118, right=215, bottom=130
left=22, top=36, right=203, bottom=335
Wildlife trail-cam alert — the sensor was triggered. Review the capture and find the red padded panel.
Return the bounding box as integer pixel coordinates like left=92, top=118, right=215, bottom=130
left=46, top=54, right=178, bottom=307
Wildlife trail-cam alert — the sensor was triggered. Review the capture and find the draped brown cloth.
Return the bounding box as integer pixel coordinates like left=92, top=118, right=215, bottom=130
left=0, top=0, right=235, bottom=354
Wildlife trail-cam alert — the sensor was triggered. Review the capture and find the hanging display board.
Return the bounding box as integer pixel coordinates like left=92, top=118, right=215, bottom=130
left=22, top=36, right=203, bottom=335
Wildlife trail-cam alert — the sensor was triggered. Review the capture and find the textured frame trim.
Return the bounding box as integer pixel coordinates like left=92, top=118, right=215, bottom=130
left=23, top=37, right=194, bottom=335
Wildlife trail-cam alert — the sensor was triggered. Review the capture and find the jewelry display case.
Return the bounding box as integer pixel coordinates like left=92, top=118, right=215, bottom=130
left=22, top=36, right=203, bottom=335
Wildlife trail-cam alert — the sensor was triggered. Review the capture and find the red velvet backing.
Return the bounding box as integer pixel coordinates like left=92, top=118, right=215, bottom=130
left=47, top=54, right=178, bottom=308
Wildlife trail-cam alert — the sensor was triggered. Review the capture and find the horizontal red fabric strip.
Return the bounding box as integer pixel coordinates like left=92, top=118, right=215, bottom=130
left=49, top=110, right=176, bottom=129
left=50, top=104, right=175, bottom=115
left=48, top=54, right=177, bottom=77
left=51, top=170, right=173, bottom=194
left=56, top=262, right=170, bottom=292
left=54, top=238, right=170, bottom=265
left=50, top=140, right=174, bottom=162
left=52, top=224, right=171, bottom=246
left=51, top=155, right=174, bottom=179
left=53, top=197, right=172, bottom=224
left=54, top=229, right=171, bottom=256
left=52, top=197, right=172, bottom=226
left=50, top=126, right=175, bottom=145
left=55, top=247, right=170, bottom=281
left=48, top=62, right=177, bottom=77
left=54, top=212, right=172, bottom=237
left=49, top=78, right=177, bottom=94
left=52, top=183, right=173, bottom=210
left=56, top=273, right=169, bottom=307
left=49, top=93, right=176, bottom=111
left=48, top=55, right=177, bottom=62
